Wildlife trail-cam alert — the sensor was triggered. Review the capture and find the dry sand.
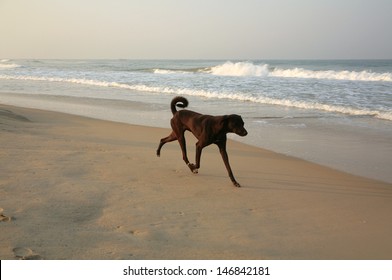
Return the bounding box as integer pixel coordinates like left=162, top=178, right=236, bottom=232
left=1, top=104, right=392, bottom=260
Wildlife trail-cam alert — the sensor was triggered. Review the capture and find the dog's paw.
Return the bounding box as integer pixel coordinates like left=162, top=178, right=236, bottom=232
left=187, top=163, right=198, bottom=174
left=233, top=182, right=241, bottom=188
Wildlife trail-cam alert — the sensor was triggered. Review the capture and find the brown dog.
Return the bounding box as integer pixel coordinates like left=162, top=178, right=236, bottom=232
left=157, top=96, right=247, bottom=187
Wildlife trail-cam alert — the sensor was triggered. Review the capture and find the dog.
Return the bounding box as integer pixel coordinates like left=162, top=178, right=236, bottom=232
left=156, top=96, right=247, bottom=187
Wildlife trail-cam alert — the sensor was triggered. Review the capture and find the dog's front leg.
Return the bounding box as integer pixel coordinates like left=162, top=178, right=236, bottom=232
left=217, top=141, right=241, bottom=187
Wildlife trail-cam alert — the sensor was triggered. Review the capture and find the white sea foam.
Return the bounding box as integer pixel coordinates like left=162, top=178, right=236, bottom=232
left=209, top=61, right=269, bottom=77
left=153, top=69, right=189, bottom=75
left=174, top=89, right=392, bottom=121
left=1, top=74, right=391, bottom=121
left=271, top=67, right=392, bottom=82
left=206, top=61, right=392, bottom=82
left=0, top=62, right=20, bottom=69
left=153, top=69, right=176, bottom=74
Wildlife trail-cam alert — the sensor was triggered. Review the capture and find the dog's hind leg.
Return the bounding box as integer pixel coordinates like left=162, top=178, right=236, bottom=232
left=177, top=135, right=192, bottom=169
left=190, top=141, right=204, bottom=174
left=157, top=131, right=177, bottom=156
left=174, top=131, right=198, bottom=173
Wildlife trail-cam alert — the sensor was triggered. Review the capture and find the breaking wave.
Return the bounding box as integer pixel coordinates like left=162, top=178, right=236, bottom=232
left=1, top=74, right=390, bottom=121
left=270, top=67, right=392, bottom=82
left=0, top=61, right=21, bottom=69
left=153, top=68, right=189, bottom=75
left=208, top=62, right=269, bottom=77
left=205, top=61, right=392, bottom=82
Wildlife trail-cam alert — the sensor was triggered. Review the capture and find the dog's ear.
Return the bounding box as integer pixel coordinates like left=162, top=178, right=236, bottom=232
left=218, top=115, right=230, bottom=130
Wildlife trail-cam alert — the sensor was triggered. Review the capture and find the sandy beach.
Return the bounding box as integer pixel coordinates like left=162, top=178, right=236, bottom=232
left=1, top=104, right=392, bottom=260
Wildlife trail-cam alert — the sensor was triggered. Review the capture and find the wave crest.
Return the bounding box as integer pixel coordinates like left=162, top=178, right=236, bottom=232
left=0, top=62, right=21, bottom=69
left=153, top=69, right=189, bottom=75
left=208, top=62, right=269, bottom=77
left=205, top=61, right=392, bottom=82
left=271, top=67, right=392, bottom=82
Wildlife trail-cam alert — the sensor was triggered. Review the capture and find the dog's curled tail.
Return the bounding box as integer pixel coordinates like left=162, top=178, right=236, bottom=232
left=170, top=96, right=189, bottom=115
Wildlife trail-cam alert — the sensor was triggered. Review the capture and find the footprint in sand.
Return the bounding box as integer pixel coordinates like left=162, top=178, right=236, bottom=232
left=0, top=208, right=11, bottom=222
left=129, top=229, right=149, bottom=237
left=13, top=247, right=43, bottom=260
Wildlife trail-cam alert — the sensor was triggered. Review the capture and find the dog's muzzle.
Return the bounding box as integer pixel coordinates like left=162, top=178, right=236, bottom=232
left=238, top=128, right=248, bottom=136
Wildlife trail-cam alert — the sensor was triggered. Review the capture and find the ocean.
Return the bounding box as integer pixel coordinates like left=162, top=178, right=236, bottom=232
left=1, top=59, right=391, bottom=182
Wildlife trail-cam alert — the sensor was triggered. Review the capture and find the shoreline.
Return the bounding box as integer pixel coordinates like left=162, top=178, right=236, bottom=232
left=1, top=104, right=392, bottom=259
left=1, top=91, right=391, bottom=184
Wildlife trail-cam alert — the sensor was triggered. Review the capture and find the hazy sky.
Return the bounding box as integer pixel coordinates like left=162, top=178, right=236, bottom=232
left=1, top=0, right=391, bottom=59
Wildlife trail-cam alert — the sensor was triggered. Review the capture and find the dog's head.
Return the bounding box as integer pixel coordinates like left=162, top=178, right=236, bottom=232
left=227, top=114, right=248, bottom=137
